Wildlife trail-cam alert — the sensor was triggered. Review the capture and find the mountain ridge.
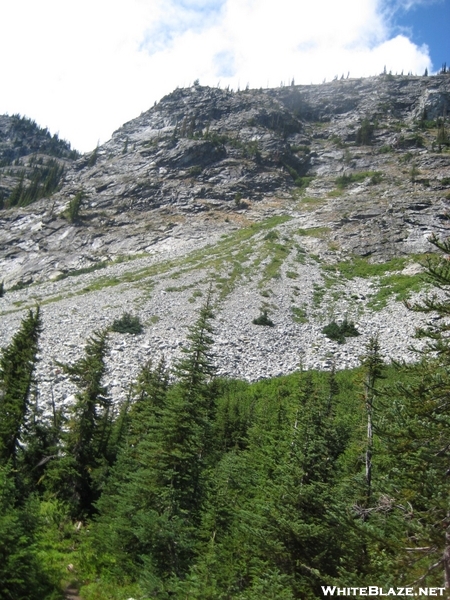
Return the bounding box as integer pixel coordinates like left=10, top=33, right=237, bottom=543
left=0, top=73, right=449, bottom=287
left=0, top=74, right=449, bottom=400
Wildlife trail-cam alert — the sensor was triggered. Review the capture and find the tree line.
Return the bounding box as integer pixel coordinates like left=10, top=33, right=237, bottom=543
left=2, top=238, right=450, bottom=598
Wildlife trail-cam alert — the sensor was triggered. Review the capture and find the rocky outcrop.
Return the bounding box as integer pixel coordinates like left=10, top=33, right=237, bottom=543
left=0, top=74, right=449, bottom=404
left=0, top=74, right=449, bottom=287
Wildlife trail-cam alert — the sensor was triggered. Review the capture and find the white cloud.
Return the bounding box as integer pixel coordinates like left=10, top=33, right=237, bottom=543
left=0, top=0, right=432, bottom=152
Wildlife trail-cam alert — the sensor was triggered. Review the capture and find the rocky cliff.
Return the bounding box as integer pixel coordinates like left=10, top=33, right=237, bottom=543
left=0, top=74, right=450, bottom=403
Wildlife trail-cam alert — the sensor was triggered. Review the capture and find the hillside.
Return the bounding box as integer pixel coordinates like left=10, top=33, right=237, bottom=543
left=0, top=73, right=449, bottom=401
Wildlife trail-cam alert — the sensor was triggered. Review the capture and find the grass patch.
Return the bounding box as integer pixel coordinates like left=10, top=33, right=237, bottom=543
left=297, top=227, right=330, bottom=238
left=261, top=243, right=291, bottom=282
left=295, top=196, right=325, bottom=211
left=325, top=256, right=409, bottom=279
left=312, top=284, right=326, bottom=307
left=368, top=273, right=425, bottom=310
left=291, top=305, right=308, bottom=323
left=335, top=171, right=382, bottom=189
left=55, top=262, right=108, bottom=280
left=323, top=256, right=429, bottom=310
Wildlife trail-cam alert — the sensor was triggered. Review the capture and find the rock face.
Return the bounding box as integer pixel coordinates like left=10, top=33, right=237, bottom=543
left=1, top=74, right=450, bottom=286
left=0, top=74, right=450, bottom=404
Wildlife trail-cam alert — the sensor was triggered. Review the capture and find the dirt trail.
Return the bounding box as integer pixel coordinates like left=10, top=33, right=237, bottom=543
left=64, top=584, right=82, bottom=600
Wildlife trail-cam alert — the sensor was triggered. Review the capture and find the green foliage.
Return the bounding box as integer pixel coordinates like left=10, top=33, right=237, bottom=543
left=1, top=114, right=79, bottom=165
left=322, top=318, right=359, bottom=343
left=252, top=309, right=274, bottom=326
left=7, top=230, right=450, bottom=595
left=436, top=122, right=449, bottom=147
left=297, top=226, right=330, bottom=237
left=283, top=162, right=315, bottom=189
left=263, top=229, right=279, bottom=241
left=111, top=312, right=143, bottom=334
left=188, top=165, right=203, bottom=177
left=0, top=465, right=56, bottom=599
left=335, top=171, right=381, bottom=188
left=291, top=305, right=307, bottom=323
left=369, top=235, right=450, bottom=585
left=88, top=144, right=99, bottom=167
left=355, top=118, right=375, bottom=145
left=6, top=159, right=65, bottom=208
left=51, top=330, right=113, bottom=518
left=55, top=261, right=108, bottom=280
left=66, top=190, right=84, bottom=223
left=323, top=256, right=427, bottom=309
left=0, top=307, right=41, bottom=467
left=90, top=294, right=219, bottom=589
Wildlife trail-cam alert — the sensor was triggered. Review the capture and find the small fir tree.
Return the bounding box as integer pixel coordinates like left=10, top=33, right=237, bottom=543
left=0, top=308, right=41, bottom=468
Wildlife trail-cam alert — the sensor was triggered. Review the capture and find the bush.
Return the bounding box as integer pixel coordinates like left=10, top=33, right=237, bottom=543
left=66, top=191, right=83, bottom=223
left=355, top=118, right=374, bottom=145
left=111, top=313, right=143, bottom=335
left=252, top=310, right=274, bottom=327
left=322, top=318, right=359, bottom=344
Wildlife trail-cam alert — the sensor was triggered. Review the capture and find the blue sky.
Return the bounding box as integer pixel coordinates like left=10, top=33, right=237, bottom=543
left=391, top=0, right=450, bottom=71
left=0, top=0, right=446, bottom=152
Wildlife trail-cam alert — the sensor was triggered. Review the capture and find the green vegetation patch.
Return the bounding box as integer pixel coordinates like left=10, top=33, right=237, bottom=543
left=335, top=171, right=382, bottom=189
left=324, top=256, right=429, bottom=310
left=322, top=318, right=360, bottom=344
left=111, top=312, right=143, bottom=334
left=291, top=305, right=308, bottom=323
left=368, top=273, right=425, bottom=310
left=294, top=195, right=325, bottom=211
left=252, top=309, right=274, bottom=326
left=325, top=256, right=407, bottom=279
left=55, top=261, right=108, bottom=281
left=297, top=226, right=330, bottom=238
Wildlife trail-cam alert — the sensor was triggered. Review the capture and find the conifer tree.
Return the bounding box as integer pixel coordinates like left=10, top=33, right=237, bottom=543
left=52, top=329, right=111, bottom=517
left=92, top=294, right=218, bottom=589
left=0, top=307, right=41, bottom=468
left=360, top=335, right=384, bottom=512
left=379, top=235, right=450, bottom=587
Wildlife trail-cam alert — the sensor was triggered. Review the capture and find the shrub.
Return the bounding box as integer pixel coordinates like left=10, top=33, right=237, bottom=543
left=111, top=313, right=143, bottom=335
left=369, top=171, right=383, bottom=185
left=335, top=171, right=380, bottom=189
left=263, top=230, right=279, bottom=241
left=322, top=318, right=359, bottom=344
left=252, top=310, right=274, bottom=327
left=355, top=118, right=374, bottom=145
left=66, top=191, right=83, bottom=223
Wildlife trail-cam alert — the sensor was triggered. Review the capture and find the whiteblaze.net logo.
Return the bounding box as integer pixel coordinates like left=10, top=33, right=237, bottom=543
left=321, top=587, right=446, bottom=597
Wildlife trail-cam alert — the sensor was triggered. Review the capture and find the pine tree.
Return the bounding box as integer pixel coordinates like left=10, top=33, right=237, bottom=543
left=52, top=329, right=111, bottom=518
left=0, top=308, right=41, bottom=468
left=378, top=234, right=450, bottom=587
left=0, top=463, right=55, bottom=598
left=360, top=335, right=384, bottom=512
left=92, top=294, right=219, bottom=589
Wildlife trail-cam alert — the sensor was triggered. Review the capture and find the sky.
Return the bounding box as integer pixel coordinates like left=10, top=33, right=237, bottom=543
left=0, top=0, right=448, bottom=153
